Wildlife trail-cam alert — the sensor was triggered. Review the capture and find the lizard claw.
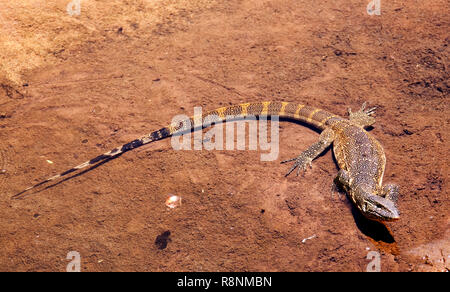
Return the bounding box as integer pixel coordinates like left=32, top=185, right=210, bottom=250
left=348, top=102, right=377, bottom=127
left=281, top=155, right=313, bottom=177
left=360, top=102, right=368, bottom=111
left=350, top=102, right=377, bottom=116
left=361, top=102, right=377, bottom=116
left=365, top=106, right=377, bottom=116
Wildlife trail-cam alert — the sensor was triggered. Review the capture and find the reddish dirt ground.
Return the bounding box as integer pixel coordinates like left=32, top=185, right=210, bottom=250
left=0, top=0, right=448, bottom=271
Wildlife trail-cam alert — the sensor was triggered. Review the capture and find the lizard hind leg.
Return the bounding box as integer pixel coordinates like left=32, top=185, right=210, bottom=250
left=335, top=169, right=352, bottom=191
left=281, top=128, right=335, bottom=177
left=331, top=170, right=348, bottom=201
left=348, top=102, right=377, bottom=128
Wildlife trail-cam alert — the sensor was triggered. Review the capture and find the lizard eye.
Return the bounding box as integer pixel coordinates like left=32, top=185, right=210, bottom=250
left=364, top=201, right=378, bottom=213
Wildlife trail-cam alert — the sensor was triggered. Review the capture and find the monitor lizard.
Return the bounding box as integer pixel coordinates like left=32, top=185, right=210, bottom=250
left=13, top=101, right=400, bottom=222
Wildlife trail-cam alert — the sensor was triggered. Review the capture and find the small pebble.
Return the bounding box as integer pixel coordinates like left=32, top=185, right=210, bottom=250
left=165, top=195, right=182, bottom=209
left=301, top=234, right=316, bottom=243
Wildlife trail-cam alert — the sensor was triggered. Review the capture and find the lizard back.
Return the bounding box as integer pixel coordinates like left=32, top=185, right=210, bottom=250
left=332, top=121, right=386, bottom=190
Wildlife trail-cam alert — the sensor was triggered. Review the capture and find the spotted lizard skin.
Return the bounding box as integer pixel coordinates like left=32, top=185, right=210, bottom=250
left=14, top=101, right=400, bottom=222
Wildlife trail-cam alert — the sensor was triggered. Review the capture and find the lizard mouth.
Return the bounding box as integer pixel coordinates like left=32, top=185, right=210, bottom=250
left=361, top=194, right=400, bottom=222
left=362, top=208, right=400, bottom=223
left=370, top=212, right=400, bottom=222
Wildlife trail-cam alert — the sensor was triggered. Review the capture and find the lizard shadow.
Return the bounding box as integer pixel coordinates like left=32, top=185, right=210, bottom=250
left=350, top=202, right=396, bottom=243
left=15, top=116, right=318, bottom=199
left=16, top=114, right=383, bottom=234
left=14, top=155, right=122, bottom=199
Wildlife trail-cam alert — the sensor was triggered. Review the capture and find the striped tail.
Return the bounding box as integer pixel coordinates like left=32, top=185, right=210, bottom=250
left=12, top=127, right=172, bottom=199
left=197, top=101, right=342, bottom=130
left=13, top=101, right=342, bottom=199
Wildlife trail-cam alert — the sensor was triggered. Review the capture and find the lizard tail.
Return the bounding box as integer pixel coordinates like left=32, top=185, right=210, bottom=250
left=13, top=101, right=342, bottom=199
left=12, top=127, right=172, bottom=199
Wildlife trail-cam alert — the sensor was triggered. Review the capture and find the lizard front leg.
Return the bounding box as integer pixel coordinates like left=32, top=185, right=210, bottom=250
left=281, top=128, right=335, bottom=177
left=381, top=183, right=400, bottom=205
left=335, top=169, right=351, bottom=189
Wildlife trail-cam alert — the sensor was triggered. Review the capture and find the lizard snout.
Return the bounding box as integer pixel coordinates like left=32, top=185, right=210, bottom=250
left=358, top=192, right=400, bottom=222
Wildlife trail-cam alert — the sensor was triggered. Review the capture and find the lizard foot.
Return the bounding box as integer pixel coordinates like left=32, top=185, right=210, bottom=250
left=281, top=154, right=313, bottom=177
left=381, top=183, right=399, bottom=205
left=281, top=128, right=335, bottom=177
left=348, top=102, right=377, bottom=128
left=335, top=169, right=351, bottom=188
left=348, top=102, right=377, bottom=116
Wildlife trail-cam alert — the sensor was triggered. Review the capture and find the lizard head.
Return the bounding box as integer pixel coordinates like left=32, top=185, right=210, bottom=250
left=356, top=192, right=400, bottom=222
left=336, top=170, right=400, bottom=222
